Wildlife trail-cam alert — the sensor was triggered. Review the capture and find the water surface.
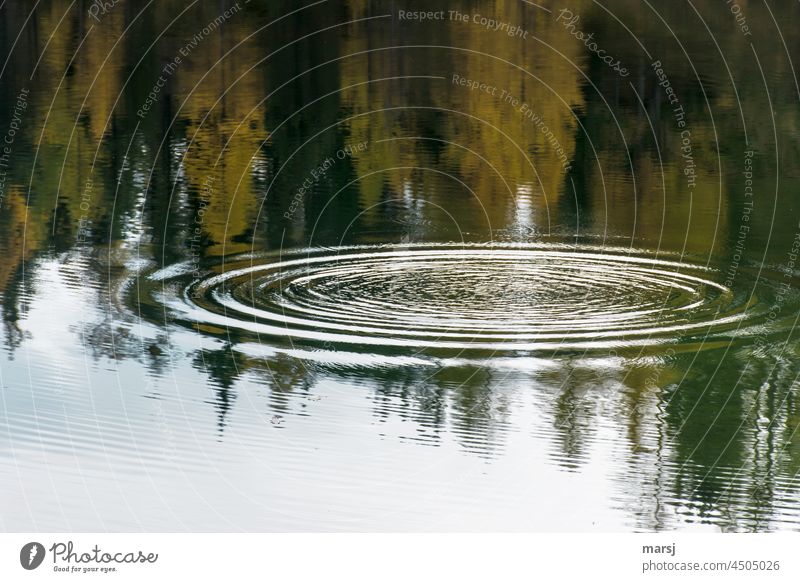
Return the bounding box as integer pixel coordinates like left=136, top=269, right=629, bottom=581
left=1, top=0, right=800, bottom=531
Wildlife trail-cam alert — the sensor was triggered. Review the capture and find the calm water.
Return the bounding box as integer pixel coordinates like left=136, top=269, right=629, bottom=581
left=1, top=0, right=800, bottom=531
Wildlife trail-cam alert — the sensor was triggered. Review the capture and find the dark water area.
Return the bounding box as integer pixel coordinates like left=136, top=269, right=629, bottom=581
left=1, top=0, right=800, bottom=531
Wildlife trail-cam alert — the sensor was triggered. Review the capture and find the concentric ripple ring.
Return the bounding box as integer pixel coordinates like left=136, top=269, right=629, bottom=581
left=143, top=243, right=794, bottom=354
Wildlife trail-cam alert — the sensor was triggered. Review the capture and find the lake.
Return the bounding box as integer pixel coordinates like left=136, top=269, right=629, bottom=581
left=1, top=0, right=799, bottom=531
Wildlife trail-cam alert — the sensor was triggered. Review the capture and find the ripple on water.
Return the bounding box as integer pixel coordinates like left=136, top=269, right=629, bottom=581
left=140, top=243, right=798, bottom=359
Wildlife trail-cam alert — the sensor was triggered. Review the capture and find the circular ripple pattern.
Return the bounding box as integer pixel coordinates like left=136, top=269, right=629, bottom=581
left=144, top=243, right=796, bottom=354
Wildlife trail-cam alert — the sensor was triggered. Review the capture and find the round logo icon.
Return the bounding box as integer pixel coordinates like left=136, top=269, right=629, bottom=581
left=20, top=542, right=46, bottom=570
